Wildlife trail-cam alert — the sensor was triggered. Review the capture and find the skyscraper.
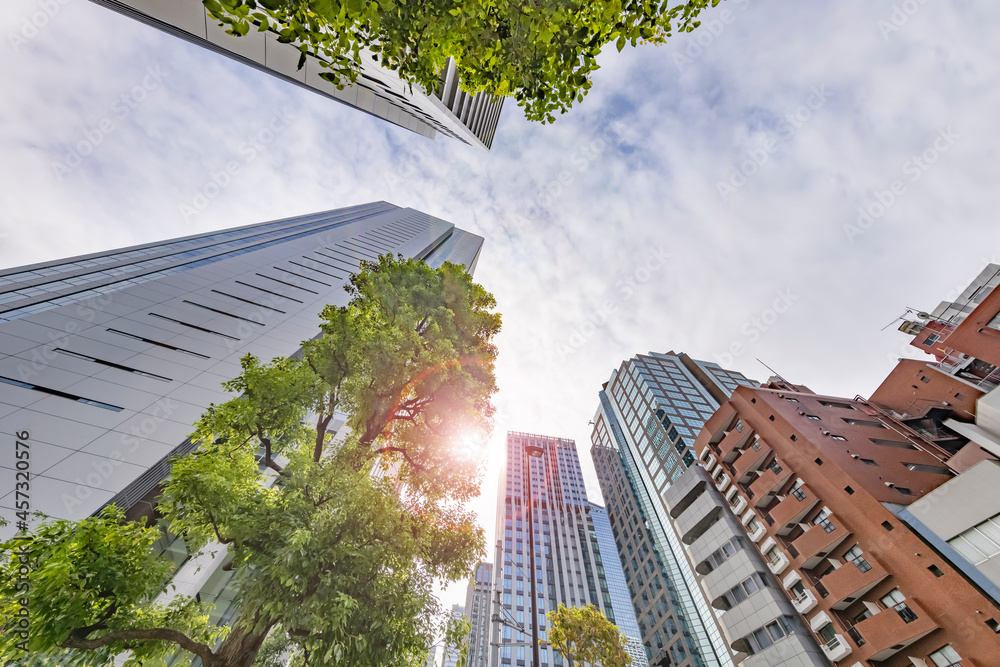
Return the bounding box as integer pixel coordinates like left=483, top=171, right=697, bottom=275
left=443, top=604, right=467, bottom=667
left=86, top=0, right=504, bottom=149
left=590, top=352, right=758, bottom=666
left=492, top=432, right=646, bottom=667
left=465, top=563, right=494, bottom=667
left=0, top=201, right=483, bottom=551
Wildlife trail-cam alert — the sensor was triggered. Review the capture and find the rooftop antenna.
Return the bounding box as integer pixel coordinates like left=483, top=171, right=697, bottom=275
left=756, top=358, right=788, bottom=384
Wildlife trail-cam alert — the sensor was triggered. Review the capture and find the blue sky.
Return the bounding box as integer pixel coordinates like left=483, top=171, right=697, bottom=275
left=3, top=0, right=1000, bottom=613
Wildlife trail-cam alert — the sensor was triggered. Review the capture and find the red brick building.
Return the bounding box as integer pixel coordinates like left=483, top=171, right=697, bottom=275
left=696, top=382, right=1000, bottom=667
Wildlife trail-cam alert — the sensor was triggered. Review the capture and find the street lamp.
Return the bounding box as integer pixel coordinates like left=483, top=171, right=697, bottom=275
left=523, top=442, right=544, bottom=667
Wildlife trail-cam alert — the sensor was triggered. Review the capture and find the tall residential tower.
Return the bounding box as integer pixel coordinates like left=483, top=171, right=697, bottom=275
left=491, top=432, right=646, bottom=667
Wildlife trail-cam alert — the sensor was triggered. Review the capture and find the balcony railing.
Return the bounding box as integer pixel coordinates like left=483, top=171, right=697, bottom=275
left=846, top=625, right=866, bottom=647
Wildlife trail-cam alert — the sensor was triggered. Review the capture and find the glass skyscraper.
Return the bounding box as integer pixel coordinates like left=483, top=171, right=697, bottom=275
left=491, top=432, right=646, bottom=667
left=0, top=202, right=483, bottom=542
left=589, top=352, right=757, bottom=667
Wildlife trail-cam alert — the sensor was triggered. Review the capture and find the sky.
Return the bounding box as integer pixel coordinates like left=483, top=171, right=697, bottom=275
left=3, top=0, right=1000, bottom=615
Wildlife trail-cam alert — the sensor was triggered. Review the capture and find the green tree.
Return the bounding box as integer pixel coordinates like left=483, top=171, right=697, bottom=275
left=0, top=255, right=501, bottom=667
left=546, top=604, right=630, bottom=667
left=202, top=0, right=724, bottom=123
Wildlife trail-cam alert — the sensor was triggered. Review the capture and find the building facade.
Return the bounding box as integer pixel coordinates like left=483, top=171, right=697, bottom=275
left=465, top=563, right=495, bottom=667
left=443, top=604, right=468, bottom=667
left=491, top=432, right=646, bottom=667
left=590, top=352, right=758, bottom=667
left=0, top=198, right=484, bottom=633
left=695, top=382, right=1000, bottom=666
left=86, top=0, right=504, bottom=149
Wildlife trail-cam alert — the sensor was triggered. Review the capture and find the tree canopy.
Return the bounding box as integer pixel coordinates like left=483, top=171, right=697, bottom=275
left=546, top=604, right=630, bottom=667
left=203, top=0, right=724, bottom=123
left=0, top=255, right=501, bottom=667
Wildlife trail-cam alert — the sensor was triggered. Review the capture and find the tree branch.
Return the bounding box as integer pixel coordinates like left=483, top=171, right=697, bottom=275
left=371, top=445, right=427, bottom=472
left=63, top=628, right=215, bottom=666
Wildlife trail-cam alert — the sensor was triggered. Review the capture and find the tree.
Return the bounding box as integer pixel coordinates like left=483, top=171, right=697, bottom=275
left=546, top=604, right=630, bottom=667
left=0, top=254, right=501, bottom=667
left=202, top=0, right=724, bottom=123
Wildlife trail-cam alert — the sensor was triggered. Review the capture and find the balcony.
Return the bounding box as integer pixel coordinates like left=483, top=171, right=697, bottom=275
left=732, top=449, right=768, bottom=483
left=746, top=519, right=767, bottom=543
left=716, top=426, right=753, bottom=459
left=749, top=462, right=793, bottom=507
left=852, top=598, right=939, bottom=661
left=769, top=483, right=819, bottom=533
left=820, top=634, right=852, bottom=662
left=702, top=452, right=718, bottom=474
left=790, top=518, right=850, bottom=568
left=783, top=570, right=802, bottom=590
left=822, top=554, right=889, bottom=610
left=713, top=470, right=731, bottom=493
left=759, top=537, right=790, bottom=576
left=790, top=587, right=818, bottom=614
left=728, top=492, right=748, bottom=515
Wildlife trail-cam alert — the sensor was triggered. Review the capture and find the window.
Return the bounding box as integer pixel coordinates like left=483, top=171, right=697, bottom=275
left=870, top=438, right=918, bottom=450
left=805, top=414, right=820, bottom=420
left=923, top=333, right=941, bottom=346
left=904, top=463, right=953, bottom=475
left=928, top=564, right=944, bottom=577
left=845, top=486, right=854, bottom=495
left=819, top=400, right=855, bottom=410
left=989, top=313, right=1000, bottom=331
left=830, top=435, right=847, bottom=441
left=948, top=514, right=1000, bottom=565
left=790, top=482, right=807, bottom=501
left=844, top=418, right=885, bottom=428
left=844, top=546, right=871, bottom=573
left=767, top=458, right=783, bottom=475
left=928, top=645, right=963, bottom=667
left=858, top=457, right=878, bottom=466
left=785, top=397, right=799, bottom=403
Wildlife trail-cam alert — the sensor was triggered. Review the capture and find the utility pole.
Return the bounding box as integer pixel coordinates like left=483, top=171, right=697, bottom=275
left=524, top=442, right=545, bottom=667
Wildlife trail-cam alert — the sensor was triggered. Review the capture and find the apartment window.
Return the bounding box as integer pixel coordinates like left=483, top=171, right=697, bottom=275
left=928, top=645, right=963, bottom=666
left=742, top=617, right=797, bottom=655
left=948, top=514, right=1000, bottom=565
left=813, top=509, right=836, bottom=533
left=819, top=400, right=855, bottom=410
left=858, top=457, right=878, bottom=466
left=923, top=333, right=941, bottom=346
left=785, top=397, right=799, bottom=403
left=805, top=414, right=820, bottom=420
left=767, top=458, right=783, bottom=475
left=904, top=463, right=953, bottom=475
left=844, top=418, right=885, bottom=428
left=830, top=435, right=847, bottom=441
left=844, top=546, right=871, bottom=573
left=790, top=482, right=807, bottom=501
left=735, top=419, right=744, bottom=432
left=871, top=438, right=918, bottom=450
left=881, top=589, right=917, bottom=623
left=989, top=313, right=1000, bottom=331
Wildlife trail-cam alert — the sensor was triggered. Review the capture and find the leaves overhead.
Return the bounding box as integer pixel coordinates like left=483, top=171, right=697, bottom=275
left=202, top=0, right=726, bottom=123
left=0, top=255, right=501, bottom=667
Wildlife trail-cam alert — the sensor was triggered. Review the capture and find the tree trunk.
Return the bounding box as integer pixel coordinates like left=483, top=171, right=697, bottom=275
left=208, top=621, right=273, bottom=667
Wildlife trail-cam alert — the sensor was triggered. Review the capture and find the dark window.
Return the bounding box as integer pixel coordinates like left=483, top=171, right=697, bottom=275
left=882, top=521, right=894, bottom=531
left=815, top=458, right=823, bottom=465
left=871, top=438, right=917, bottom=450
left=845, top=486, right=854, bottom=495
left=928, top=564, right=944, bottom=577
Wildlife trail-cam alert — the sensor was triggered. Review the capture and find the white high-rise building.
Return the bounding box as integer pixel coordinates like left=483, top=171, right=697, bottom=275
left=0, top=201, right=483, bottom=554
left=86, top=0, right=505, bottom=149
